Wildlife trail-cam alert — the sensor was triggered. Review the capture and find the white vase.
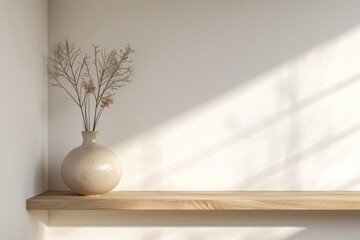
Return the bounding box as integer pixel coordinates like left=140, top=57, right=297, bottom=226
left=61, top=131, right=121, bottom=196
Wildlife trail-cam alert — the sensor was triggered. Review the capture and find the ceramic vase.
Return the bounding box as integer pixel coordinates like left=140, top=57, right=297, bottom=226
left=61, top=131, right=121, bottom=196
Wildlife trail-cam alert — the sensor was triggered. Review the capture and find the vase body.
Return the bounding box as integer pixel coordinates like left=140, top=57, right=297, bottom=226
left=61, top=131, right=121, bottom=196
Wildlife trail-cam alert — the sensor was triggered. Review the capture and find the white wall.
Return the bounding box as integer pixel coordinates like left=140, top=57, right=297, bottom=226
left=49, top=0, right=360, bottom=239
left=0, top=0, right=48, bottom=239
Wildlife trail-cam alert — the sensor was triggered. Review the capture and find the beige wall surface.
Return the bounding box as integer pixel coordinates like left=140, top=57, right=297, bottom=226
left=0, top=0, right=48, bottom=239
left=49, top=0, right=360, bottom=239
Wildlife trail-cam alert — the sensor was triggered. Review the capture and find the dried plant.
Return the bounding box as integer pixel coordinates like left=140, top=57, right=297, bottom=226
left=48, top=40, right=134, bottom=131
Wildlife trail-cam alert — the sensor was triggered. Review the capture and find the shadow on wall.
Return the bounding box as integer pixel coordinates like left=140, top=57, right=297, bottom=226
left=285, top=228, right=358, bottom=240
left=134, top=74, right=360, bottom=188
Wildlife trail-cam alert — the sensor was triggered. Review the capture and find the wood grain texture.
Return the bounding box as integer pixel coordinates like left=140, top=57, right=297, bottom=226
left=26, top=191, right=360, bottom=210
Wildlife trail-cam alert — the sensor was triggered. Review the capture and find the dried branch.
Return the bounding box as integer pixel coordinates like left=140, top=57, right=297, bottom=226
left=48, top=40, right=134, bottom=131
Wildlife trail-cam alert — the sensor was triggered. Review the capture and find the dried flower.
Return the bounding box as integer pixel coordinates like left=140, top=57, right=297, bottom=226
left=82, top=80, right=96, bottom=94
left=48, top=40, right=134, bottom=131
left=100, top=94, right=114, bottom=108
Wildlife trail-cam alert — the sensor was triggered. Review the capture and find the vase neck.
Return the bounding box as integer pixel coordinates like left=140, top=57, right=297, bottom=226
left=82, top=131, right=99, bottom=145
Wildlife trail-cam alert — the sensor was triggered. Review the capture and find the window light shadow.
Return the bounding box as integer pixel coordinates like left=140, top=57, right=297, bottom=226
left=131, top=74, right=360, bottom=189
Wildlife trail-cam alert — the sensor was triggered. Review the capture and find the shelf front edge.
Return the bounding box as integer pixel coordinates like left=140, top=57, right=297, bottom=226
left=26, top=191, right=360, bottom=211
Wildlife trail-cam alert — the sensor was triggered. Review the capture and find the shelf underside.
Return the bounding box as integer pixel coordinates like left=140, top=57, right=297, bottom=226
left=26, top=191, right=360, bottom=210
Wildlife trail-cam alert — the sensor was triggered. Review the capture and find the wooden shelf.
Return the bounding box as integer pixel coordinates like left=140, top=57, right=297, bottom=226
left=26, top=191, right=360, bottom=210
